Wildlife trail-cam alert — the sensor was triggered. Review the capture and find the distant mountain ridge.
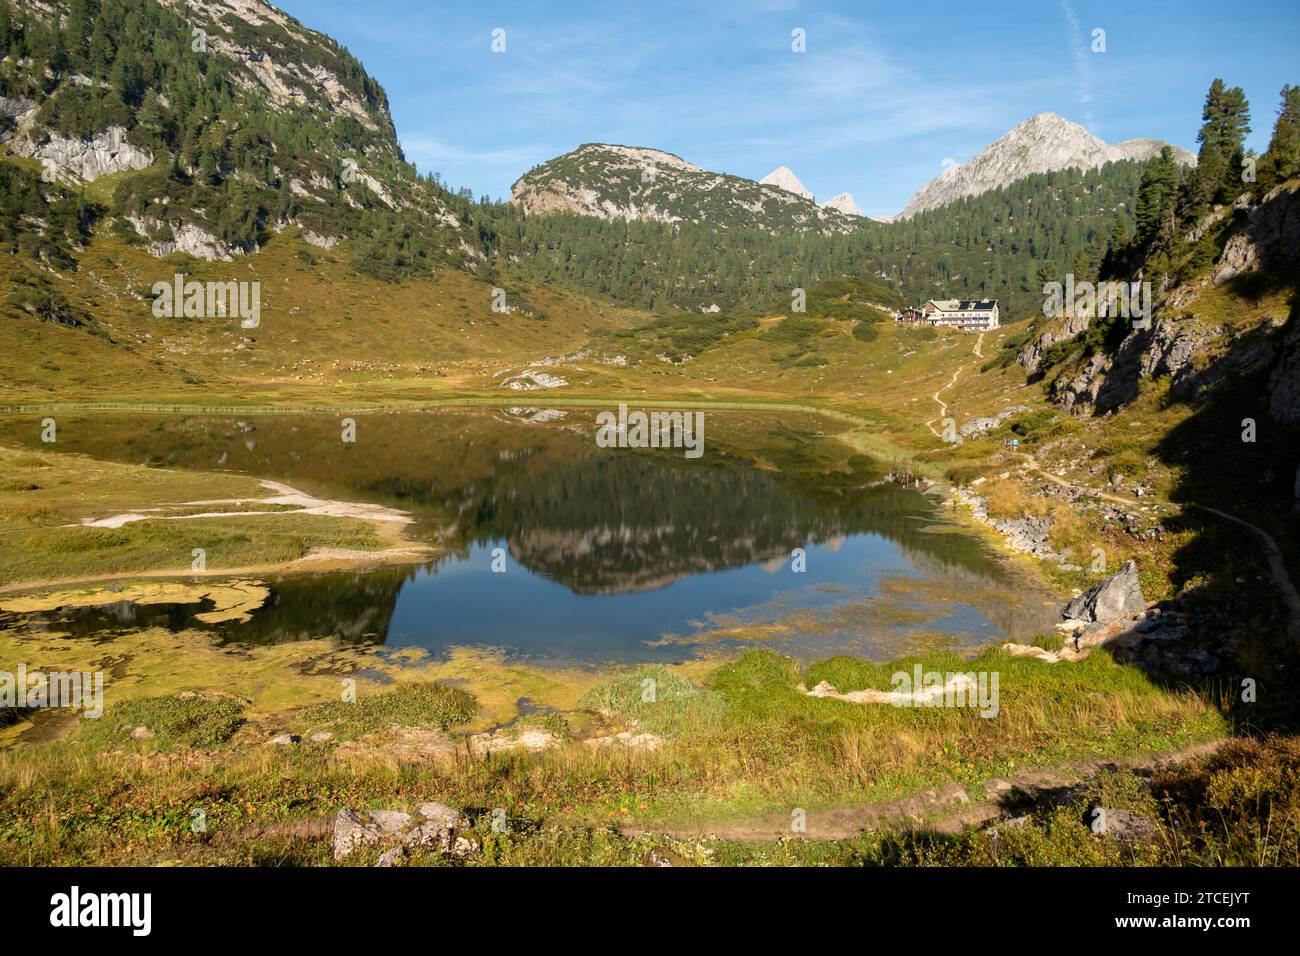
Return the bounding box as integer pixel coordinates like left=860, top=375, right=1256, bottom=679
left=510, top=144, right=863, bottom=235
left=898, top=113, right=1196, bottom=218
left=512, top=113, right=1192, bottom=233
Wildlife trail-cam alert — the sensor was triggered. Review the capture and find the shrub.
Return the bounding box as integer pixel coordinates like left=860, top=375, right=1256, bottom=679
left=297, top=682, right=476, bottom=738
left=82, top=694, right=245, bottom=750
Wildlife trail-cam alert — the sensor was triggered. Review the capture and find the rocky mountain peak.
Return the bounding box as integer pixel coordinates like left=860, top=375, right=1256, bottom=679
left=820, top=192, right=862, bottom=217
left=760, top=166, right=813, bottom=200
left=899, top=112, right=1195, bottom=218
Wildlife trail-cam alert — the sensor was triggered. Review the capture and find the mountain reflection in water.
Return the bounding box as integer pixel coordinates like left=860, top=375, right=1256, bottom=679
left=1, top=409, right=1059, bottom=663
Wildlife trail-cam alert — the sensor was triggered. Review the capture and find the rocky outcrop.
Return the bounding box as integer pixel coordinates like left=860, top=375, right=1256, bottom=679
left=960, top=404, right=1028, bottom=438
left=899, top=113, right=1194, bottom=218
left=949, top=486, right=1060, bottom=560
left=0, top=95, right=35, bottom=123
left=125, top=215, right=258, bottom=261
left=1056, top=306, right=1291, bottom=419
left=9, top=126, right=152, bottom=181
left=1213, top=183, right=1300, bottom=285
left=1063, top=560, right=1146, bottom=623
left=331, top=802, right=479, bottom=862
left=469, top=727, right=560, bottom=755
left=1017, top=310, right=1094, bottom=376
left=301, top=230, right=340, bottom=249
left=1088, top=806, right=1160, bottom=842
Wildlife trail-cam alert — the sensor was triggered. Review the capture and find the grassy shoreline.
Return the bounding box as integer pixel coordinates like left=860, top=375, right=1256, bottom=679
left=1, top=401, right=1291, bottom=867
left=0, top=625, right=1236, bottom=865
left=0, top=443, right=437, bottom=592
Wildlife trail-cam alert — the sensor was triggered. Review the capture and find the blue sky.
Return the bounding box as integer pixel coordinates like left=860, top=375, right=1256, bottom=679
left=276, top=0, right=1300, bottom=216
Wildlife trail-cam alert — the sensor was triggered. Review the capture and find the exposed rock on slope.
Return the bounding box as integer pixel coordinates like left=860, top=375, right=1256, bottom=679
left=8, top=126, right=153, bottom=182
left=899, top=113, right=1194, bottom=218
left=1051, top=185, right=1300, bottom=420
left=1017, top=309, right=1094, bottom=376
left=1213, top=183, right=1300, bottom=285
left=511, top=144, right=864, bottom=235
left=960, top=405, right=1028, bottom=438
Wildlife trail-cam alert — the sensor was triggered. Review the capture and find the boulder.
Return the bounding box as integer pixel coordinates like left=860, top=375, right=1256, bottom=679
left=1063, top=560, right=1146, bottom=623
left=643, top=846, right=694, bottom=867
left=331, top=803, right=478, bottom=862
left=469, top=727, right=561, bottom=755
left=332, top=809, right=384, bottom=860
left=959, top=405, right=1028, bottom=439
left=1088, top=806, right=1160, bottom=842
left=583, top=730, right=664, bottom=751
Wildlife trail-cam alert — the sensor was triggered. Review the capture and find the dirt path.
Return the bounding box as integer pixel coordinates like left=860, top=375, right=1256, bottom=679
left=617, top=738, right=1226, bottom=842
left=925, top=331, right=985, bottom=438
left=1013, top=453, right=1300, bottom=641
left=1192, top=503, right=1300, bottom=641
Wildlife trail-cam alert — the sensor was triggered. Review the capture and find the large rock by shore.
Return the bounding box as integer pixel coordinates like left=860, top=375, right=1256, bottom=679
left=1063, top=560, right=1146, bottom=623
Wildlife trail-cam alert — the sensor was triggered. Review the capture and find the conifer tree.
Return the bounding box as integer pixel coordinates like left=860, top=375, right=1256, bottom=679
left=1257, top=84, right=1300, bottom=194
left=1135, top=147, right=1180, bottom=246
left=1188, top=79, right=1251, bottom=211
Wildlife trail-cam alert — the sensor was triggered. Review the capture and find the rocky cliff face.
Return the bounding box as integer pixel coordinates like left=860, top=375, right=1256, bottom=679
left=510, top=144, right=863, bottom=235
left=1017, top=309, right=1094, bottom=377
left=1050, top=184, right=1300, bottom=422
left=10, top=126, right=153, bottom=181
left=1213, top=183, right=1300, bottom=285
left=899, top=113, right=1194, bottom=218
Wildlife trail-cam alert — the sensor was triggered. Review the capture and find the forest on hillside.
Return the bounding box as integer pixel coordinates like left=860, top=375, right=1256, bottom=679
left=478, top=161, right=1148, bottom=322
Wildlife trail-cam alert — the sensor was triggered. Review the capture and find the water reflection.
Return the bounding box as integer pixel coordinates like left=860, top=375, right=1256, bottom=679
left=0, top=409, right=1057, bottom=662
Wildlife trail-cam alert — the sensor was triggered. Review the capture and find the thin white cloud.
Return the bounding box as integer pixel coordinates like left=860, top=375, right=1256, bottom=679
left=1059, top=0, right=1095, bottom=126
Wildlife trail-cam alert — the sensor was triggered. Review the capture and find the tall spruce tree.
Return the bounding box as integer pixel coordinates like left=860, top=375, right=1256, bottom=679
left=1258, top=84, right=1300, bottom=194
left=1189, top=79, right=1252, bottom=210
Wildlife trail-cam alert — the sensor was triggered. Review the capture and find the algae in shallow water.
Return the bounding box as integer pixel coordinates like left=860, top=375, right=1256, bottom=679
left=0, top=579, right=272, bottom=624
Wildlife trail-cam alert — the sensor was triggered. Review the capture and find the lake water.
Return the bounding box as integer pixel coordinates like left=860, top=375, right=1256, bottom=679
left=0, top=407, right=1059, bottom=664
